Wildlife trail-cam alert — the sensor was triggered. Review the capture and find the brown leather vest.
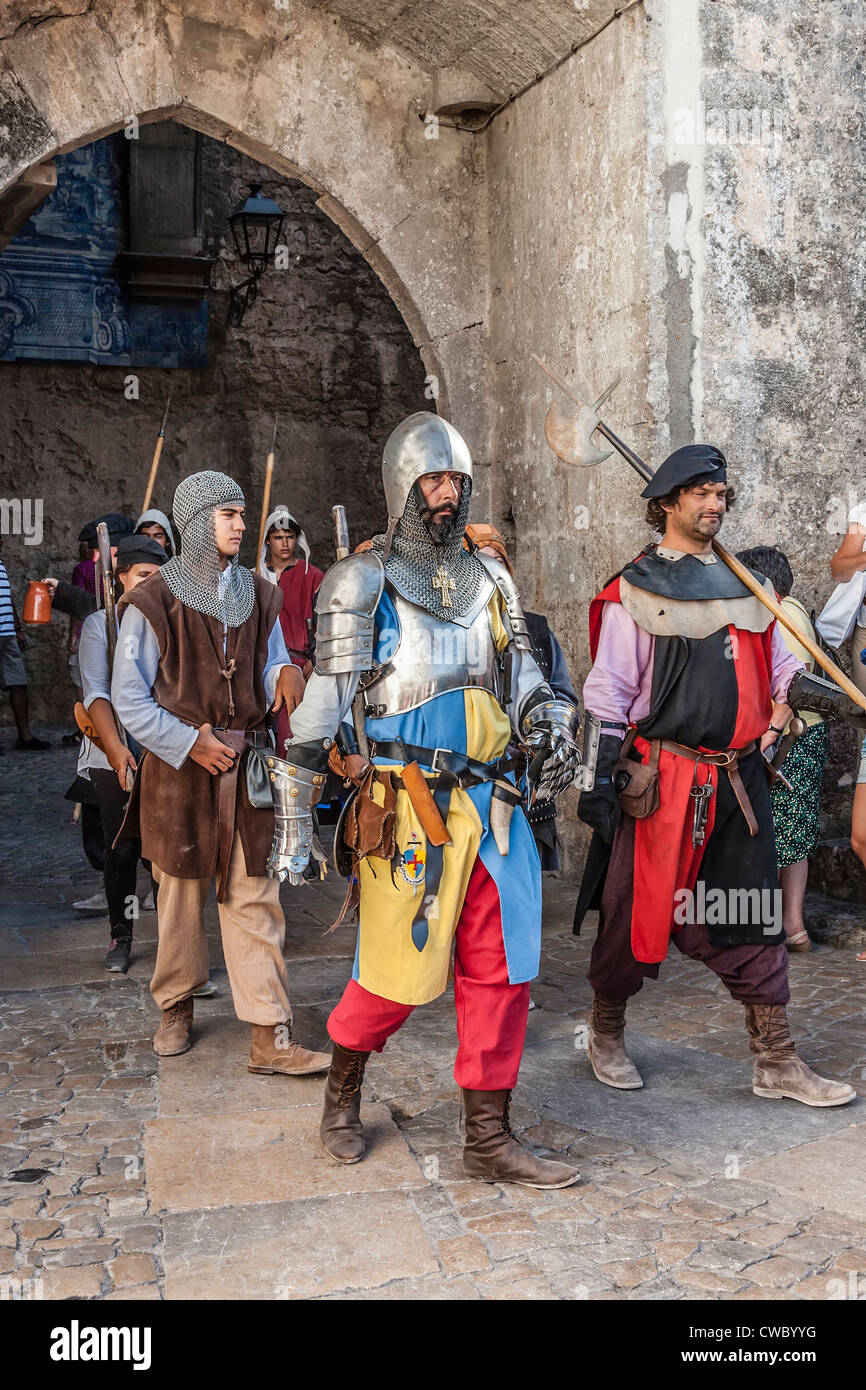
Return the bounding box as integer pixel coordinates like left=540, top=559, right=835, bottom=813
left=118, top=571, right=283, bottom=881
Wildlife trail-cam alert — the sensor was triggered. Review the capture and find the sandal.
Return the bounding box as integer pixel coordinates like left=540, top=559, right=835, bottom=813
left=785, top=931, right=811, bottom=953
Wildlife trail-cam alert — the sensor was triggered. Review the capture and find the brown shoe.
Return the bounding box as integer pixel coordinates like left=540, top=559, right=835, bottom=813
left=320, top=1043, right=370, bottom=1164
left=153, top=997, right=194, bottom=1057
left=248, top=1023, right=331, bottom=1076
left=745, top=1003, right=856, bottom=1107
left=587, top=993, right=643, bottom=1090
left=462, top=1090, right=580, bottom=1189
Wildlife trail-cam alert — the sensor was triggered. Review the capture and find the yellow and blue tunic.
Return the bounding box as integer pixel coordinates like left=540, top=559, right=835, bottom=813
left=347, top=587, right=544, bottom=1006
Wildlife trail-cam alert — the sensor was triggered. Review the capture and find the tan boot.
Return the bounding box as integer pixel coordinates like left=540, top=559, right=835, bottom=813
left=248, top=1023, right=330, bottom=1076
left=462, top=1090, right=580, bottom=1189
left=587, top=993, right=643, bottom=1090
left=153, top=997, right=194, bottom=1057
left=745, top=1003, right=856, bottom=1107
left=320, top=1043, right=370, bottom=1164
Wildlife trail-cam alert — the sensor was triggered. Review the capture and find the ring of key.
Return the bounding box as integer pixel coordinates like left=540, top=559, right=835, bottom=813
left=690, top=771, right=714, bottom=848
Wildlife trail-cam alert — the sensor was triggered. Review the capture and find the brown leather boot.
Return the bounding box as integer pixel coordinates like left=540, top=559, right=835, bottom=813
left=248, top=1023, right=330, bottom=1076
left=153, top=997, right=194, bottom=1057
left=319, top=1043, right=370, bottom=1164
left=745, top=1003, right=855, bottom=1107
left=587, top=993, right=643, bottom=1089
left=462, top=1090, right=580, bottom=1189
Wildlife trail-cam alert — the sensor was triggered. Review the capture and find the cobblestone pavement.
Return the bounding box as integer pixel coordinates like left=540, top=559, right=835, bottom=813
left=2, top=737, right=866, bottom=1301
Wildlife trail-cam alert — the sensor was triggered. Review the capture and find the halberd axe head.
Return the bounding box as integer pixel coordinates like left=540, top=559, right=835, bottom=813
left=544, top=400, right=612, bottom=468
left=542, top=375, right=620, bottom=469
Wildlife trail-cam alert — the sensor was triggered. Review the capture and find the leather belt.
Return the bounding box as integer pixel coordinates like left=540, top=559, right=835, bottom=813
left=212, top=727, right=271, bottom=902
left=373, top=739, right=521, bottom=954
left=661, top=738, right=759, bottom=838
left=373, top=740, right=517, bottom=789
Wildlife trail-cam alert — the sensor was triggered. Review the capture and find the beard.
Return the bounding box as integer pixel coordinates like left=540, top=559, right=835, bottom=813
left=416, top=491, right=460, bottom=544
left=690, top=512, right=723, bottom=539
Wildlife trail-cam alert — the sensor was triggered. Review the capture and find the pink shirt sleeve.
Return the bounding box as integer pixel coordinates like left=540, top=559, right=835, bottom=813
left=769, top=621, right=805, bottom=702
left=582, top=600, right=655, bottom=726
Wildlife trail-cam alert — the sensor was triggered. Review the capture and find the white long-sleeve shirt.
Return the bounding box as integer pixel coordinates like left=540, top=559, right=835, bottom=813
left=76, top=609, right=115, bottom=779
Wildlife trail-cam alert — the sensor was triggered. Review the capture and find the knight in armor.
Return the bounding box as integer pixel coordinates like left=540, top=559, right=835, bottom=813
left=574, top=445, right=860, bottom=1107
left=111, top=470, right=331, bottom=1077
left=282, top=412, right=583, bottom=1187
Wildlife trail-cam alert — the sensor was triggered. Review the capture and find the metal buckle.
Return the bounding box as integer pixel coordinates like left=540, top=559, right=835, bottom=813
left=430, top=747, right=450, bottom=774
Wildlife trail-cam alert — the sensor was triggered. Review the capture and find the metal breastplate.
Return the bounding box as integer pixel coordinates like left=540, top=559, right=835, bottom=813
left=363, top=583, right=502, bottom=717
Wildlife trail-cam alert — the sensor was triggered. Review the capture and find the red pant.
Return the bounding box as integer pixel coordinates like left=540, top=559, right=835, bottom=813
left=327, top=856, right=530, bottom=1089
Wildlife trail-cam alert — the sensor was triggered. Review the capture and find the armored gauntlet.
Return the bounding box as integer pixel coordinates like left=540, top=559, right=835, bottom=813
left=577, top=733, right=623, bottom=844
left=520, top=696, right=582, bottom=800
left=787, top=670, right=866, bottom=731
left=265, top=739, right=332, bottom=886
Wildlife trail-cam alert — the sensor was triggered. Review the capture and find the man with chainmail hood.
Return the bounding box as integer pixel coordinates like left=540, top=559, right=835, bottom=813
left=112, top=469, right=330, bottom=1076
left=280, top=411, right=583, bottom=1187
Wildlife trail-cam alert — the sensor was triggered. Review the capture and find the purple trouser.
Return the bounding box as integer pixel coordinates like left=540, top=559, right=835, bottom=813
left=587, top=814, right=790, bottom=1004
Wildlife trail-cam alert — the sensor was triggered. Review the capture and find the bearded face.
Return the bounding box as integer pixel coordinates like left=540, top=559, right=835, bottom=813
left=413, top=476, right=465, bottom=544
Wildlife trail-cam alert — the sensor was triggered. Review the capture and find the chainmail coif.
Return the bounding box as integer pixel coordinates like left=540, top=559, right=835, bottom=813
left=378, top=477, right=488, bottom=620
left=160, top=470, right=255, bottom=627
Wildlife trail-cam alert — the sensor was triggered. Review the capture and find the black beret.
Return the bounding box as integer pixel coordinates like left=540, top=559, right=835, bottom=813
left=114, top=534, right=168, bottom=570
left=640, top=445, right=727, bottom=499
left=78, top=513, right=135, bottom=546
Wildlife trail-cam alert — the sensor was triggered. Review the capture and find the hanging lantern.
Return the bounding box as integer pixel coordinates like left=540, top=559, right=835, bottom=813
left=227, top=183, right=286, bottom=325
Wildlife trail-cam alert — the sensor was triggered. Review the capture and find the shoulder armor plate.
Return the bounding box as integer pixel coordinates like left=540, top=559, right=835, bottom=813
left=315, top=551, right=385, bottom=675
left=477, top=551, right=532, bottom=652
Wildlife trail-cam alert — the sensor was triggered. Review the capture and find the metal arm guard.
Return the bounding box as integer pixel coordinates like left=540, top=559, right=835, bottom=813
left=580, top=711, right=602, bottom=792
left=314, top=550, right=385, bottom=675
left=787, top=669, right=866, bottom=730
left=520, top=696, right=582, bottom=800
left=477, top=551, right=533, bottom=652
left=265, top=739, right=332, bottom=886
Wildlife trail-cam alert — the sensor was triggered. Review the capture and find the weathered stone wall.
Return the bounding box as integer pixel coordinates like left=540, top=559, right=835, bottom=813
left=697, top=0, right=866, bottom=833
left=486, top=7, right=651, bottom=874
left=645, top=0, right=866, bottom=849
left=0, top=129, right=427, bottom=723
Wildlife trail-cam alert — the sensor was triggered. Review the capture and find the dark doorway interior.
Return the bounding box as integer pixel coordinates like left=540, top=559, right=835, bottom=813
left=0, top=121, right=427, bottom=723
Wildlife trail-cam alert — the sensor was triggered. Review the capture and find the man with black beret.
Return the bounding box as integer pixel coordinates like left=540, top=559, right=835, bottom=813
left=573, top=444, right=858, bottom=1108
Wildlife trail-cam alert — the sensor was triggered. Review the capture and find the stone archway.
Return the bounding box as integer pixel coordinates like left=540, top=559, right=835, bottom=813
left=0, top=1, right=498, bottom=727
left=0, top=1, right=492, bottom=462
left=0, top=114, right=439, bottom=721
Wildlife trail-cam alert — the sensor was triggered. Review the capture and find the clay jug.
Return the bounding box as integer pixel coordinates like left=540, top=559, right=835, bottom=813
left=22, top=580, right=52, bottom=624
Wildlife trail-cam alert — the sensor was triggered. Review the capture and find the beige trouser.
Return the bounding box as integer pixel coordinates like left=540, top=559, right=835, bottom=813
left=151, top=830, right=291, bottom=1026
left=851, top=626, right=866, bottom=697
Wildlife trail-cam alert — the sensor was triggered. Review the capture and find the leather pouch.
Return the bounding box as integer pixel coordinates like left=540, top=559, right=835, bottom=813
left=615, top=733, right=661, bottom=819
left=245, top=747, right=273, bottom=810
left=343, top=766, right=397, bottom=861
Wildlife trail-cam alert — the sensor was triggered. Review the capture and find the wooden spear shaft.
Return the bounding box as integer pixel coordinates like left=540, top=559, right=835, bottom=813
left=255, top=418, right=278, bottom=574
left=141, top=382, right=174, bottom=513
left=533, top=353, right=866, bottom=712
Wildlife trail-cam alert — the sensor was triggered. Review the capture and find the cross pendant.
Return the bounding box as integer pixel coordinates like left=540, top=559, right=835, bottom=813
left=432, top=564, right=457, bottom=608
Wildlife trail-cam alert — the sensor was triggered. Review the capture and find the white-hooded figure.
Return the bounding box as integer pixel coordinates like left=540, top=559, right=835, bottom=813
left=135, top=508, right=177, bottom=557
left=258, top=507, right=310, bottom=583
